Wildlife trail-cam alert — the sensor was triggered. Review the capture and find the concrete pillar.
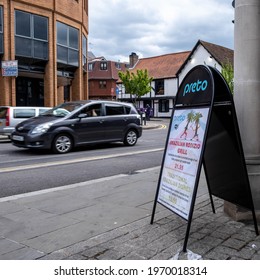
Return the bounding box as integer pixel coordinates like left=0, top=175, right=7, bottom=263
left=233, top=0, right=260, bottom=214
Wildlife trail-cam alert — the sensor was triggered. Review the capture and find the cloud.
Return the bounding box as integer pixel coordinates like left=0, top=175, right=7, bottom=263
left=88, top=0, right=234, bottom=62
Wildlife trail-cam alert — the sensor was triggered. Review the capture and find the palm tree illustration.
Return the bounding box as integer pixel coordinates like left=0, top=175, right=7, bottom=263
left=191, top=112, right=203, bottom=141
left=180, top=111, right=194, bottom=139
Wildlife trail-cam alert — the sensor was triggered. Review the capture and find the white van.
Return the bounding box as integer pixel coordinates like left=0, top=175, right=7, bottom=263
left=0, top=106, right=51, bottom=137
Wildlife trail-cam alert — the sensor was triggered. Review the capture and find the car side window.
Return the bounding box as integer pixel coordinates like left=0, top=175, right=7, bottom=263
left=125, top=106, right=131, bottom=114
left=13, top=109, right=35, bottom=118
left=80, top=104, right=102, bottom=117
left=105, top=104, right=125, bottom=115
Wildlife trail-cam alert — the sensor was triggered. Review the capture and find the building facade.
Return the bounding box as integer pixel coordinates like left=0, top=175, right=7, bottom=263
left=88, top=56, right=128, bottom=100
left=118, top=40, right=233, bottom=118
left=0, top=0, right=88, bottom=107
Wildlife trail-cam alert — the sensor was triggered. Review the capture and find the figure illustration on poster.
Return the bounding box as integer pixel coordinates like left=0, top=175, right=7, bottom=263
left=180, top=110, right=194, bottom=140
left=180, top=110, right=203, bottom=141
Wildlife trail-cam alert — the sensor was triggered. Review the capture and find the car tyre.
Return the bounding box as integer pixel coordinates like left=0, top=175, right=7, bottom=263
left=124, top=129, right=138, bottom=146
left=52, top=134, right=73, bottom=154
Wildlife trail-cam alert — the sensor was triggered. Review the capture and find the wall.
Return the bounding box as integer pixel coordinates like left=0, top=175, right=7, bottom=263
left=178, top=45, right=221, bottom=85
left=0, top=0, right=88, bottom=106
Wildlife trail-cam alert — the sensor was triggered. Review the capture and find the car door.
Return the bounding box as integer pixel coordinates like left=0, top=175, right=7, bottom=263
left=103, top=103, right=128, bottom=140
left=71, top=103, right=105, bottom=144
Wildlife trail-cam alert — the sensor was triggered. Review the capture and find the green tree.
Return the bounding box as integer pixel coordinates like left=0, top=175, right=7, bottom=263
left=118, top=69, right=153, bottom=104
left=221, top=62, right=234, bottom=94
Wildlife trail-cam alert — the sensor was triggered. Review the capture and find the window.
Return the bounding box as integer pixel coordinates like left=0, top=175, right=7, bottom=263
left=99, top=81, right=106, bottom=89
left=80, top=104, right=102, bottom=117
left=0, top=6, right=3, bottom=54
left=13, top=109, right=35, bottom=118
left=155, top=79, right=164, bottom=95
left=100, top=62, right=107, bottom=70
left=159, top=99, right=169, bottom=112
left=115, top=62, right=121, bottom=69
left=82, top=35, right=87, bottom=70
left=57, top=21, right=79, bottom=67
left=105, top=105, right=125, bottom=115
left=88, top=63, right=93, bottom=71
left=15, top=10, right=48, bottom=60
left=0, top=107, right=7, bottom=118
left=0, top=6, right=2, bottom=33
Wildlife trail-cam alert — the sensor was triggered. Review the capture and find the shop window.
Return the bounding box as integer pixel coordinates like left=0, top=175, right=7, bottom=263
left=155, top=79, right=164, bottom=95
left=159, top=99, right=169, bottom=112
left=57, top=21, right=79, bottom=67
left=15, top=10, right=48, bottom=60
left=99, top=81, right=107, bottom=89
left=0, top=6, right=3, bottom=54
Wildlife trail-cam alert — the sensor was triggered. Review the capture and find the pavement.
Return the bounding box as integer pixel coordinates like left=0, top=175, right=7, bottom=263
left=0, top=119, right=260, bottom=260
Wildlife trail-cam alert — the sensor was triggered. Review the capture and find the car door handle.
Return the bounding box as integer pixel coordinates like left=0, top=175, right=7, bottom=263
left=99, top=119, right=105, bottom=123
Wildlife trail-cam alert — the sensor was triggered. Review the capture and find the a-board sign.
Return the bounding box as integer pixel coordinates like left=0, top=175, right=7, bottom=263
left=151, top=65, right=258, bottom=252
left=155, top=65, right=213, bottom=221
left=157, top=107, right=209, bottom=220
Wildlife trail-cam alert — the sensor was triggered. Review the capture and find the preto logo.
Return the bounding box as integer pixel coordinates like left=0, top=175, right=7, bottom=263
left=183, top=79, right=208, bottom=96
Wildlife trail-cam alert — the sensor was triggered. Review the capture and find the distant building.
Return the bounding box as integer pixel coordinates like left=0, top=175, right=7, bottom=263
left=88, top=56, right=129, bottom=100
left=177, top=40, right=234, bottom=82
left=0, top=0, right=88, bottom=107
left=118, top=40, right=234, bottom=117
left=118, top=51, right=191, bottom=117
left=86, top=40, right=233, bottom=117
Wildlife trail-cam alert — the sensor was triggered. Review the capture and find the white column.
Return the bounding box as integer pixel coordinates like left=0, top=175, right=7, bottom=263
left=234, top=0, right=260, bottom=209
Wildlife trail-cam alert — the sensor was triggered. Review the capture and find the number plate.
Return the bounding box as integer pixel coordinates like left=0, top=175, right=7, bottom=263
left=12, top=135, right=24, bottom=141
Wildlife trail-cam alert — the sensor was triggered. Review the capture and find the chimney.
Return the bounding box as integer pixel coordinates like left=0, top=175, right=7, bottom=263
left=129, top=52, right=139, bottom=68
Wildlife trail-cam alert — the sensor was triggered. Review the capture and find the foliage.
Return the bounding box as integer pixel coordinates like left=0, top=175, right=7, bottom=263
left=221, top=62, right=234, bottom=94
left=118, top=69, right=153, bottom=104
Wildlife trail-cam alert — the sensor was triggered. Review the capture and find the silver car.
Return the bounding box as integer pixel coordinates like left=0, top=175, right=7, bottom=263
left=0, top=106, right=51, bottom=137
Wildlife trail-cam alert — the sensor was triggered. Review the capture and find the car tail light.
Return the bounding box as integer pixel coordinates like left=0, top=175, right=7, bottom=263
left=6, top=108, right=10, bottom=126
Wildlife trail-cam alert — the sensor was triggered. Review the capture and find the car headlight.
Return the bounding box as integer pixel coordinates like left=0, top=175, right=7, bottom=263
left=31, top=122, right=53, bottom=135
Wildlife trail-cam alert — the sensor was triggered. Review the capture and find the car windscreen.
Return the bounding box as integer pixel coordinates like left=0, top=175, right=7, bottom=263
left=41, top=103, right=85, bottom=117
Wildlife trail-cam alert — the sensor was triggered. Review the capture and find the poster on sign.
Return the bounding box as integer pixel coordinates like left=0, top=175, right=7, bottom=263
left=157, top=107, right=209, bottom=220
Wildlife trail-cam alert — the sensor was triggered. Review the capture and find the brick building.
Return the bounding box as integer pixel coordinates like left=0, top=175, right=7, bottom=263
left=88, top=56, right=129, bottom=100
left=0, top=0, right=88, bottom=107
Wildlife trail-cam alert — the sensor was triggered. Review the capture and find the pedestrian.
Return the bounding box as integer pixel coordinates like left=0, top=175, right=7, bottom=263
left=145, top=104, right=151, bottom=121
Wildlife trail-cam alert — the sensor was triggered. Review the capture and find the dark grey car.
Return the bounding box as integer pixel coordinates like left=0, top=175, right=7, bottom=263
left=11, top=100, right=142, bottom=154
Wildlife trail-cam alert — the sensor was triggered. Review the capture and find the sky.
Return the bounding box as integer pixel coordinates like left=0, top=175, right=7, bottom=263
left=88, top=0, right=234, bottom=62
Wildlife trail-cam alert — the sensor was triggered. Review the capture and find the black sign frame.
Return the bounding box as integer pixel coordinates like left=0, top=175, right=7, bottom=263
left=151, top=65, right=259, bottom=253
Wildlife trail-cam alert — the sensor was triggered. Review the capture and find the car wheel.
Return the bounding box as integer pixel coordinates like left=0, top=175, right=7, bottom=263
left=52, top=134, right=73, bottom=154
left=124, top=129, right=138, bottom=146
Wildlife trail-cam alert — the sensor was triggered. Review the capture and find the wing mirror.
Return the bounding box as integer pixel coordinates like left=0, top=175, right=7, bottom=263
left=78, top=113, right=88, bottom=119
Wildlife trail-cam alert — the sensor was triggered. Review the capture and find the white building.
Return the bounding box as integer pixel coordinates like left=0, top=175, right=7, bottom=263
left=118, top=40, right=233, bottom=117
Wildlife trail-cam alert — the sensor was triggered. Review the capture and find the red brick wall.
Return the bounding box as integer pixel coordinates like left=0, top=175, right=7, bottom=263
left=0, top=0, right=88, bottom=106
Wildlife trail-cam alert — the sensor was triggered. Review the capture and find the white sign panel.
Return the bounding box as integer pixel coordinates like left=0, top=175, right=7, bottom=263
left=1, top=60, right=18, bottom=77
left=157, top=107, right=209, bottom=220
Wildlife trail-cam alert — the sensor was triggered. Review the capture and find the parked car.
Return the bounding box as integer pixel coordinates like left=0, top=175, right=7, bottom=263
left=0, top=106, right=51, bottom=137
left=11, top=100, right=142, bottom=153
